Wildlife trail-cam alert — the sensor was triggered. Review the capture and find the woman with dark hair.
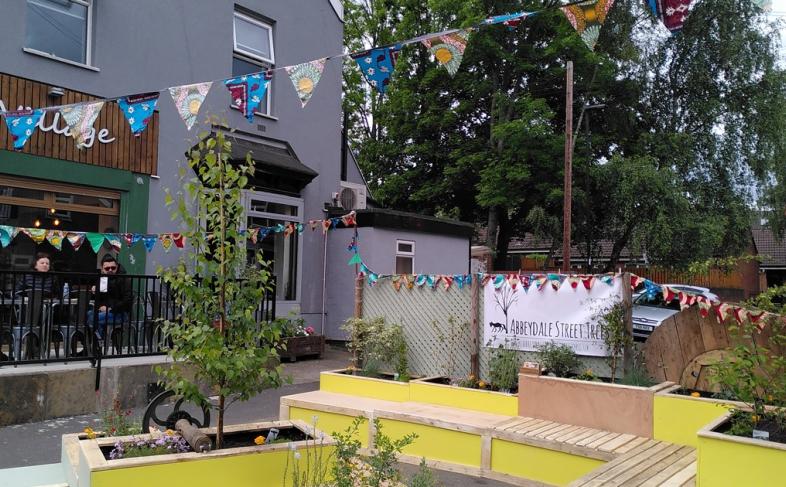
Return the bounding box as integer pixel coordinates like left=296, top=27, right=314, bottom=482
left=15, top=252, right=58, bottom=297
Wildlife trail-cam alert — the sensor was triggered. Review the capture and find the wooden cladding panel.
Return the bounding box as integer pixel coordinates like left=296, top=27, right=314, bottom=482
left=0, top=73, right=159, bottom=175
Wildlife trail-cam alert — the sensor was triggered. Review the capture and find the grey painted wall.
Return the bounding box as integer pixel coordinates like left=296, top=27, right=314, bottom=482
left=0, top=0, right=345, bottom=327
left=324, top=227, right=470, bottom=339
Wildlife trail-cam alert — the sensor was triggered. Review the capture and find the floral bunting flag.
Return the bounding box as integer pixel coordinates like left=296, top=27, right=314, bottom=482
left=697, top=299, right=711, bottom=318
left=0, top=225, right=18, bottom=247
left=561, top=0, right=615, bottom=50
left=285, top=58, right=327, bottom=108
left=532, top=274, right=548, bottom=291
left=46, top=230, right=66, bottom=251
left=3, top=109, right=44, bottom=150
left=60, top=102, right=104, bottom=149
left=225, top=71, right=273, bottom=122
left=117, top=92, right=159, bottom=136
left=646, top=0, right=693, bottom=32
left=106, top=234, right=123, bottom=253
left=20, top=228, right=47, bottom=244
left=160, top=234, right=173, bottom=252
left=581, top=275, right=595, bottom=290
left=507, top=273, right=520, bottom=290
left=753, top=0, right=773, bottom=11
left=405, top=275, right=415, bottom=290
left=322, top=220, right=332, bottom=234
left=351, top=45, right=401, bottom=94
left=715, top=302, right=732, bottom=323
left=392, top=275, right=403, bottom=291
left=567, top=276, right=581, bottom=290
left=429, top=275, right=439, bottom=289
left=168, top=82, right=212, bottom=130
left=548, top=274, right=564, bottom=291
left=422, top=29, right=470, bottom=77
left=171, top=233, right=185, bottom=248
left=66, top=233, right=85, bottom=251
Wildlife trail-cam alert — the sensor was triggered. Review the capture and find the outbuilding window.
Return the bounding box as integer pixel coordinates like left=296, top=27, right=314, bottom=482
left=395, top=240, right=415, bottom=274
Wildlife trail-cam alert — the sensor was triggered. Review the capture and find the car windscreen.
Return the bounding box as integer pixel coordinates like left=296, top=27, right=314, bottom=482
left=633, top=293, right=681, bottom=310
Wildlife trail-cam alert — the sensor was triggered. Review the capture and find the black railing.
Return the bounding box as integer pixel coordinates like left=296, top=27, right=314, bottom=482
left=0, top=271, right=276, bottom=366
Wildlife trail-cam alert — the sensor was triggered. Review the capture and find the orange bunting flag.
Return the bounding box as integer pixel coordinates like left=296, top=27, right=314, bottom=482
left=392, top=275, right=403, bottom=291
left=341, top=211, right=357, bottom=227
left=442, top=275, right=454, bottom=290
left=406, top=275, right=415, bottom=290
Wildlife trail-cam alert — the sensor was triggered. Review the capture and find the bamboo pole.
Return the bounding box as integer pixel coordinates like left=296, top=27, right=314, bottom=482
left=470, top=276, right=480, bottom=379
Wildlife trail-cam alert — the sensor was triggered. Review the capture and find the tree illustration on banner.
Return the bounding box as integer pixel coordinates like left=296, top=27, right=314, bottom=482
left=492, top=285, right=518, bottom=335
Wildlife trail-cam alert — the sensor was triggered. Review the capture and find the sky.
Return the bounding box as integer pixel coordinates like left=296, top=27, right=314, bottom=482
left=770, top=0, right=786, bottom=60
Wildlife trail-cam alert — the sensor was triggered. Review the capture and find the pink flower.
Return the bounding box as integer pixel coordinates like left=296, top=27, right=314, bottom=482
left=305, top=326, right=315, bottom=335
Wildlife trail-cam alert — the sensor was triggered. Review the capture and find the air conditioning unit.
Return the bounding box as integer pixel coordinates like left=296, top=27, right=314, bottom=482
left=339, top=182, right=367, bottom=211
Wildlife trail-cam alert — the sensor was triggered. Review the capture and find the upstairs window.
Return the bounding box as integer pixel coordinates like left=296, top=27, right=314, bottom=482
left=232, top=11, right=275, bottom=117
left=26, top=0, right=92, bottom=65
left=395, top=240, right=415, bottom=274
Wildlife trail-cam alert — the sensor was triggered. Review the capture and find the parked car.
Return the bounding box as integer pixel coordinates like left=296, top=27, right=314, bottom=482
left=631, top=284, right=719, bottom=341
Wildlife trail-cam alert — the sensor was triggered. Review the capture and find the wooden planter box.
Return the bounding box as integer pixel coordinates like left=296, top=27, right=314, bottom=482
left=518, top=374, right=673, bottom=438
left=320, top=369, right=411, bottom=402
left=279, top=335, right=325, bottom=362
left=698, top=413, right=786, bottom=486
left=409, top=377, right=518, bottom=416
left=653, top=384, right=741, bottom=447
left=66, top=420, right=335, bottom=487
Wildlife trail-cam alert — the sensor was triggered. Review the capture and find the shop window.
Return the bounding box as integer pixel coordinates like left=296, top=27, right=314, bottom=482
left=243, top=190, right=302, bottom=301
left=25, top=0, right=92, bottom=65
left=231, top=11, right=274, bottom=117
left=396, top=240, right=415, bottom=274
left=0, top=176, right=119, bottom=273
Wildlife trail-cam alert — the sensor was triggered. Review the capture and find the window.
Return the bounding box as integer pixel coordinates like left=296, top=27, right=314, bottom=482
left=243, top=190, right=302, bottom=301
left=26, top=0, right=92, bottom=65
left=395, top=240, right=415, bottom=274
left=232, top=11, right=274, bottom=117
left=0, top=176, right=120, bottom=273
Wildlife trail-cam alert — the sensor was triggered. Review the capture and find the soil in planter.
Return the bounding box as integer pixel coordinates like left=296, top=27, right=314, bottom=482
left=339, top=369, right=412, bottom=382
left=100, top=427, right=312, bottom=460
left=423, top=377, right=452, bottom=385
left=716, top=413, right=786, bottom=444
left=423, top=376, right=517, bottom=394
left=671, top=388, right=738, bottom=401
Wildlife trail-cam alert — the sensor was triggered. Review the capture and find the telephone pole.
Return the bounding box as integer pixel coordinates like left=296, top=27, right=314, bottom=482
left=562, top=61, right=574, bottom=273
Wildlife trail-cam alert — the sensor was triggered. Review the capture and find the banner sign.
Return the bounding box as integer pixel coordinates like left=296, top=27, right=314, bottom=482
left=483, top=278, right=622, bottom=356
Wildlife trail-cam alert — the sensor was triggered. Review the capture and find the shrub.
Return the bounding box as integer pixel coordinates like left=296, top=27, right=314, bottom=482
left=597, top=302, right=631, bottom=382
left=536, top=341, right=581, bottom=378
left=342, top=318, right=410, bottom=380
left=488, top=347, right=521, bottom=392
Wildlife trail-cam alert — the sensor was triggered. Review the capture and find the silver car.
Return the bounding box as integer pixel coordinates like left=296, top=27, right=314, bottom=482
left=631, top=285, right=719, bottom=341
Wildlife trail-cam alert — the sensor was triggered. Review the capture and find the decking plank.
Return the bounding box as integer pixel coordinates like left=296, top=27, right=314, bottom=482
left=638, top=452, right=697, bottom=487
left=564, top=428, right=602, bottom=445
left=659, top=462, right=697, bottom=487
left=576, top=430, right=615, bottom=447
left=533, top=423, right=573, bottom=438
left=612, top=436, right=650, bottom=455
left=597, top=434, right=636, bottom=453
left=624, top=447, right=695, bottom=486
left=597, top=444, right=687, bottom=486
left=547, top=425, right=582, bottom=441
left=569, top=441, right=663, bottom=485
left=586, top=432, right=621, bottom=449
left=515, top=419, right=552, bottom=434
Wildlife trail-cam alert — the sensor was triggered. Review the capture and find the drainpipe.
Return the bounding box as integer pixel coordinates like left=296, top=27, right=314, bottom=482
left=321, top=209, right=329, bottom=336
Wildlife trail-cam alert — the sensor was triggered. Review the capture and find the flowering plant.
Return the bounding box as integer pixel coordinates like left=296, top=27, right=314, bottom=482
left=109, top=433, right=191, bottom=460
left=305, top=326, right=315, bottom=336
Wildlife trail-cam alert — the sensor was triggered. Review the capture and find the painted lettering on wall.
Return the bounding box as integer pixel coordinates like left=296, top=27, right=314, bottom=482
left=0, top=100, right=115, bottom=148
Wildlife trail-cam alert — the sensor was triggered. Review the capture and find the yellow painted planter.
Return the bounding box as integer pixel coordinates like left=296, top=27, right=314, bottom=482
left=70, top=421, right=335, bottom=487
left=288, top=406, right=370, bottom=447
left=697, top=413, right=786, bottom=486
left=653, top=386, right=737, bottom=447
left=490, top=438, right=605, bottom=487
left=410, top=378, right=518, bottom=416
left=378, top=418, right=483, bottom=467
left=319, top=369, right=411, bottom=402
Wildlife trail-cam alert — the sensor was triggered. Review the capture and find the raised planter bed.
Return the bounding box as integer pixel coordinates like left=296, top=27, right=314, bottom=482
left=68, top=420, right=335, bottom=487
left=698, top=412, right=786, bottom=486
left=278, top=335, right=325, bottom=362
left=518, top=374, right=672, bottom=438
left=409, top=377, right=518, bottom=416
left=319, top=369, right=412, bottom=402
left=653, top=384, right=740, bottom=447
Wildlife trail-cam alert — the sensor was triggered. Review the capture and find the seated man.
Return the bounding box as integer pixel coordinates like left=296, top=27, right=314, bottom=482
left=89, top=254, right=133, bottom=339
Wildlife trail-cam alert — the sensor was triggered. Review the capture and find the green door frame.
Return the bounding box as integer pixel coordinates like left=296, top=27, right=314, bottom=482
left=0, top=151, right=150, bottom=273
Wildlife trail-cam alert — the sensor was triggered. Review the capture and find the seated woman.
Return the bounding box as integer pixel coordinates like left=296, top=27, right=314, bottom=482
left=15, top=252, right=58, bottom=298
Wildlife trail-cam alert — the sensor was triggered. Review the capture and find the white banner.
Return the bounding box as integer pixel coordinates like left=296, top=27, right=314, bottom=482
left=483, top=277, right=623, bottom=357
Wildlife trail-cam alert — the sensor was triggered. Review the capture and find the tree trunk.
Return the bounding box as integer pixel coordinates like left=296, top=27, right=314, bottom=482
left=494, top=210, right=512, bottom=270
left=604, top=225, right=635, bottom=272
left=487, top=207, right=498, bottom=252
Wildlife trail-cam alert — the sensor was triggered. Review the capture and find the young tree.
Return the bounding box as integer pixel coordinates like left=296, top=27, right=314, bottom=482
left=158, top=128, right=283, bottom=449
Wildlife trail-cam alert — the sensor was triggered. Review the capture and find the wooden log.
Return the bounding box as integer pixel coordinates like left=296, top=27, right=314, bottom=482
left=176, top=419, right=212, bottom=453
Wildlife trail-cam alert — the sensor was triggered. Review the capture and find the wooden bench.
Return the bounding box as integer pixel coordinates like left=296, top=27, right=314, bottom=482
left=280, top=390, right=696, bottom=486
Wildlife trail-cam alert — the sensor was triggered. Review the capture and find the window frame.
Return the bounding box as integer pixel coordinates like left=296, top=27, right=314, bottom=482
left=395, top=239, right=415, bottom=274
left=25, top=0, right=94, bottom=67
left=242, top=189, right=303, bottom=305
left=232, top=11, right=275, bottom=65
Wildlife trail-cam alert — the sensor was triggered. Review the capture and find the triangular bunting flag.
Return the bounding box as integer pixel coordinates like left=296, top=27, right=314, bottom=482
left=247, top=228, right=260, bottom=244
left=3, top=109, right=44, bottom=150
left=60, top=101, right=104, bottom=149
left=142, top=235, right=157, bottom=252
left=732, top=307, right=747, bottom=325
left=646, top=0, right=693, bottom=33
left=428, top=275, right=439, bottom=289
left=520, top=275, right=530, bottom=292
left=493, top=274, right=506, bottom=289
left=225, top=71, right=273, bottom=122
left=532, top=275, right=548, bottom=291
left=547, top=274, right=564, bottom=291
left=485, top=12, right=529, bottom=29
left=86, top=232, right=106, bottom=253
left=442, top=275, right=454, bottom=290
left=600, top=274, right=614, bottom=286
left=568, top=276, right=581, bottom=290
left=561, top=0, right=615, bottom=50
left=20, top=228, right=47, bottom=244
left=714, top=303, right=731, bottom=323
left=367, top=272, right=379, bottom=286
left=630, top=274, right=642, bottom=290
left=106, top=234, right=122, bottom=253
left=422, top=29, right=470, bottom=77
left=117, top=92, right=159, bottom=136
left=406, top=275, right=415, bottom=290
left=0, top=225, right=18, bottom=247
left=66, top=232, right=85, bottom=251
left=507, top=273, right=520, bottom=290
left=160, top=234, right=174, bottom=252
left=46, top=230, right=66, bottom=251
left=753, top=0, right=772, bottom=11
left=392, top=275, right=403, bottom=292
left=341, top=212, right=357, bottom=227
left=415, top=274, right=427, bottom=287
left=348, top=253, right=362, bottom=266
left=322, top=220, right=332, bottom=234
left=481, top=274, right=492, bottom=287
left=678, top=292, right=690, bottom=311
left=662, top=286, right=676, bottom=303
left=698, top=300, right=711, bottom=318
left=168, top=82, right=212, bottom=130
left=351, top=46, right=401, bottom=94
left=285, top=58, right=326, bottom=108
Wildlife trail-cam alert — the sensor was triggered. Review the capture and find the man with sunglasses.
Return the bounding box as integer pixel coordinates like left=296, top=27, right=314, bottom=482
left=89, top=254, right=133, bottom=339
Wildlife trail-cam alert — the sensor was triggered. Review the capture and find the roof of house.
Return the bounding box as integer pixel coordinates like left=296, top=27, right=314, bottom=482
left=328, top=208, right=474, bottom=239
left=474, top=228, right=639, bottom=261
left=751, top=223, right=786, bottom=268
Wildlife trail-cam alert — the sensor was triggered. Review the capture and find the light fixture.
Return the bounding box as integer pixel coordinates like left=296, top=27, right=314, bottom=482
left=53, top=218, right=60, bottom=226
left=34, top=219, right=41, bottom=228
left=49, top=208, right=56, bottom=214
left=48, top=86, right=65, bottom=98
